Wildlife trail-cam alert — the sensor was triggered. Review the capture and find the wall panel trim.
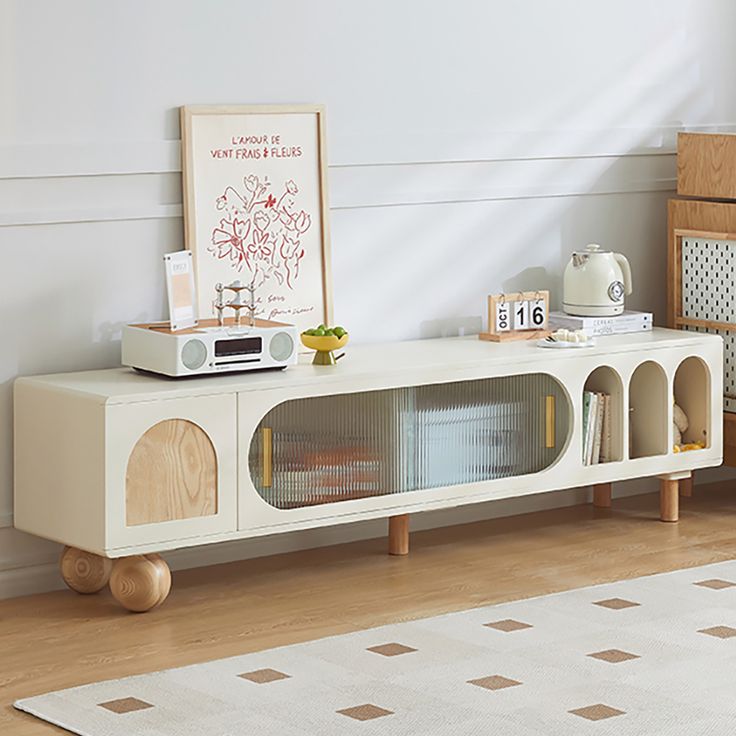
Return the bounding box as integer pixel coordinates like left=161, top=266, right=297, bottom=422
left=1, top=123, right=734, bottom=181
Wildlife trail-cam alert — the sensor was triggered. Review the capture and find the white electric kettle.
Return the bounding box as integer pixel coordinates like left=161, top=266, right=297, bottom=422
left=562, top=244, right=632, bottom=317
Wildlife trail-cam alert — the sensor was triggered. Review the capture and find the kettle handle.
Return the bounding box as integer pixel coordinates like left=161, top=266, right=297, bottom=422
left=614, top=253, right=633, bottom=296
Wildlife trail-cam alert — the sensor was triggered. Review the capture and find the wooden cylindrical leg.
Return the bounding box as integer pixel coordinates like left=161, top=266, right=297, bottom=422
left=660, top=479, right=679, bottom=522
left=60, top=546, right=112, bottom=594
left=109, top=554, right=171, bottom=612
left=593, top=483, right=612, bottom=508
left=388, top=515, right=409, bottom=556
left=680, top=474, right=693, bottom=497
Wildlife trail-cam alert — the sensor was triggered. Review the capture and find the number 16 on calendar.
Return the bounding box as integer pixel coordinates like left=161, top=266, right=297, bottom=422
left=481, top=290, right=551, bottom=343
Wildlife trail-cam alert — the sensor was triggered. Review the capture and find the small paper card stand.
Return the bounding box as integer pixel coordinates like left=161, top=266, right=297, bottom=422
left=479, top=290, right=551, bottom=342
left=164, top=250, right=198, bottom=331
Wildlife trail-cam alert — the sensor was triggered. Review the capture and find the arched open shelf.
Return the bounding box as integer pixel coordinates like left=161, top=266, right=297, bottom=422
left=629, top=361, right=669, bottom=459
left=583, top=366, right=624, bottom=464
left=674, top=357, right=710, bottom=449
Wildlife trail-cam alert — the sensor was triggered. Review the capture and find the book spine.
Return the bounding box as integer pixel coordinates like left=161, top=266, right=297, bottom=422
left=581, top=391, right=592, bottom=465
left=592, top=393, right=605, bottom=465
left=584, top=393, right=598, bottom=465
left=550, top=314, right=652, bottom=331
left=551, top=320, right=652, bottom=336
left=600, top=394, right=612, bottom=463
left=587, top=322, right=652, bottom=337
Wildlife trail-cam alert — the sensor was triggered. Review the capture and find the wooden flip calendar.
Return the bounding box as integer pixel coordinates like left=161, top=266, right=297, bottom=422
left=479, top=290, right=551, bottom=342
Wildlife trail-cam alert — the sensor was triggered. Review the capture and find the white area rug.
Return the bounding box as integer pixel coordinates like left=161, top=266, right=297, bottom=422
left=16, top=560, right=736, bottom=735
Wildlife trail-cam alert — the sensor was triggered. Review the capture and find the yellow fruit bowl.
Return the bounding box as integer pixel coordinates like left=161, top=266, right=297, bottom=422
left=300, top=333, right=349, bottom=352
left=300, top=333, right=349, bottom=365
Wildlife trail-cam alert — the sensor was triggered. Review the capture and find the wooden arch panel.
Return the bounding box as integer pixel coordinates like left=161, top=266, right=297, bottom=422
left=126, top=419, right=217, bottom=526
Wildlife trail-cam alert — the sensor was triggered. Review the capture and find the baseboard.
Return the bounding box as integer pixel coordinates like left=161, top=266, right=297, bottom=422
left=0, top=475, right=717, bottom=601
left=0, top=561, right=66, bottom=600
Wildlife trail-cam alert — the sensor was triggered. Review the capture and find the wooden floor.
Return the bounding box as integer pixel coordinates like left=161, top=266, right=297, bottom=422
left=3, top=481, right=736, bottom=735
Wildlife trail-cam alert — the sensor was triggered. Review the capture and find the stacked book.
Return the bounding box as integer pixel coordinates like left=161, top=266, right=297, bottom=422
left=583, top=391, right=612, bottom=465
left=550, top=310, right=652, bottom=337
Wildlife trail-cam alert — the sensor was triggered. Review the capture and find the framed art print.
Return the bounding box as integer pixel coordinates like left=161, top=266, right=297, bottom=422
left=180, top=104, right=332, bottom=331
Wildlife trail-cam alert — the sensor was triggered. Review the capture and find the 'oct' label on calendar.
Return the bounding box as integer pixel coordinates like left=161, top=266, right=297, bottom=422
left=495, top=302, right=511, bottom=332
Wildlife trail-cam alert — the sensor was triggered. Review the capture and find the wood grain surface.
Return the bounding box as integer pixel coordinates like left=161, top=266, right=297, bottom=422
left=677, top=132, right=736, bottom=200
left=126, top=419, right=217, bottom=526
left=388, top=514, right=410, bottom=555
left=109, top=554, right=172, bottom=612
left=59, top=547, right=112, bottom=594
left=3, top=482, right=736, bottom=735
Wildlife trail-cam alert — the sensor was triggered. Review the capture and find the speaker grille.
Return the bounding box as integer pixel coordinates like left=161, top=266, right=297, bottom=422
left=269, top=331, right=294, bottom=362
left=181, top=339, right=207, bottom=370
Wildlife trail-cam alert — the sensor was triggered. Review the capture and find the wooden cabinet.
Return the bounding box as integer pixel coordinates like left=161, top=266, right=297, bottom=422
left=105, top=394, right=237, bottom=549
left=14, top=330, right=723, bottom=610
left=668, top=132, right=736, bottom=465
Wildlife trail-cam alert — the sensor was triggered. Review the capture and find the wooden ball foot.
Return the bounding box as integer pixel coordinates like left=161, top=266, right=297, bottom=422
left=60, top=546, right=112, bottom=594
left=109, top=554, right=171, bottom=612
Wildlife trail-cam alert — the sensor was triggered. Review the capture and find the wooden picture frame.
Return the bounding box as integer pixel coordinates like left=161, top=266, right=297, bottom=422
left=180, top=104, right=332, bottom=332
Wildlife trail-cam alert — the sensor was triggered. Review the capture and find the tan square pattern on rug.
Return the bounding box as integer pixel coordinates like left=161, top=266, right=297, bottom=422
left=238, top=668, right=290, bottom=683
left=336, top=704, right=393, bottom=721
left=698, top=625, right=736, bottom=639
left=593, top=597, right=640, bottom=610
left=468, top=675, right=522, bottom=691
left=569, top=704, right=625, bottom=721
left=484, top=618, right=533, bottom=632
left=98, top=697, right=154, bottom=714
left=366, top=643, right=417, bottom=657
left=17, top=560, right=736, bottom=736
left=694, top=579, right=736, bottom=590
left=587, top=649, right=640, bottom=663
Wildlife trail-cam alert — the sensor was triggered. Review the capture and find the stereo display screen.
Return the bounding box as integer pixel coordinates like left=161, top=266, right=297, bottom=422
left=214, top=337, right=262, bottom=357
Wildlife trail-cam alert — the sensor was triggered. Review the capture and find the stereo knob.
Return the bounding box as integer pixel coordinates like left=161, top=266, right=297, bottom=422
left=269, top=331, right=294, bottom=362
left=181, top=339, right=207, bottom=370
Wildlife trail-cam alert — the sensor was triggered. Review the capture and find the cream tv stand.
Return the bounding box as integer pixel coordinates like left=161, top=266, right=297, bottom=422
left=14, top=329, right=723, bottom=611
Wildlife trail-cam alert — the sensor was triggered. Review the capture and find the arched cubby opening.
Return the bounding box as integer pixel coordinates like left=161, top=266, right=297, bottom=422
left=629, top=361, right=669, bottom=459
left=582, top=366, right=624, bottom=464
left=673, top=357, right=710, bottom=449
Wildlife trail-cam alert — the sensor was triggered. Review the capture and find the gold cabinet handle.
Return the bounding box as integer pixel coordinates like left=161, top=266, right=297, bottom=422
left=262, top=427, right=273, bottom=488
left=545, top=395, right=555, bottom=448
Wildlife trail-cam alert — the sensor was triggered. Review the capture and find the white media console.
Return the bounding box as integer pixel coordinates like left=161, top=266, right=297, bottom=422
left=14, top=329, right=723, bottom=611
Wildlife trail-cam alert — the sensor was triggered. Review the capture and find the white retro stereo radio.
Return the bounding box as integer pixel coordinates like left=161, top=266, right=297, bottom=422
left=122, top=318, right=299, bottom=377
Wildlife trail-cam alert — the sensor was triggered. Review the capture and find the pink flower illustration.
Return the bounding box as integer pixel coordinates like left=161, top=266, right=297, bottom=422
left=210, top=218, right=250, bottom=266
left=294, top=211, right=311, bottom=234
left=253, top=210, right=270, bottom=232
left=209, top=174, right=313, bottom=288
left=247, top=229, right=273, bottom=261
left=216, top=186, right=247, bottom=220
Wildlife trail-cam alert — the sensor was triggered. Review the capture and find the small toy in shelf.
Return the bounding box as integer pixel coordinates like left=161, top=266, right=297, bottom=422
left=672, top=401, right=705, bottom=452
left=673, top=402, right=688, bottom=446
left=301, top=324, right=349, bottom=365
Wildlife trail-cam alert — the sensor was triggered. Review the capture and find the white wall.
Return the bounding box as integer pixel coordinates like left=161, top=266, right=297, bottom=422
left=2, top=0, right=735, bottom=598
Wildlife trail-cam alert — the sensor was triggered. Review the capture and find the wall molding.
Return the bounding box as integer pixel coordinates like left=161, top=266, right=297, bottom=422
left=0, top=158, right=676, bottom=227
left=1, top=123, right=734, bottom=181
left=5, top=122, right=732, bottom=226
